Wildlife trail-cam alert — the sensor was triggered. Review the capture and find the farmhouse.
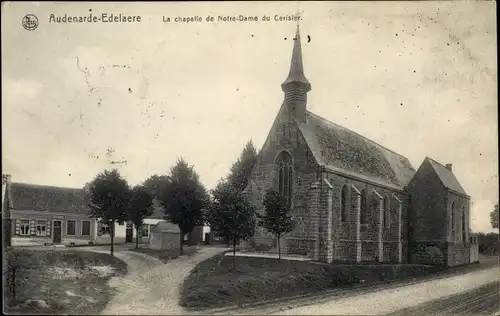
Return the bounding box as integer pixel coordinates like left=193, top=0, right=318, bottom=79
left=243, top=26, right=474, bottom=267
left=1, top=174, right=206, bottom=246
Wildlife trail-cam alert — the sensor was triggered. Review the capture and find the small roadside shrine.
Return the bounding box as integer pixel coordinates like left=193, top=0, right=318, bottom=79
left=149, top=221, right=180, bottom=250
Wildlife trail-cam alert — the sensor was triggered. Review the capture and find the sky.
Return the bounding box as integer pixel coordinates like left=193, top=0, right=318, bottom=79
left=2, top=1, right=497, bottom=232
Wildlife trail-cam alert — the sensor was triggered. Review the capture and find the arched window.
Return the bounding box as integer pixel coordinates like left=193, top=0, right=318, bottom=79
left=360, top=190, right=368, bottom=224
left=341, top=185, right=349, bottom=223
left=383, top=195, right=391, bottom=228
left=276, top=151, right=293, bottom=204
left=451, top=201, right=456, bottom=241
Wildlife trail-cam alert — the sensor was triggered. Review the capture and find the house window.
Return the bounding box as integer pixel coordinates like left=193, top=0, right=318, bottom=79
left=36, top=220, right=46, bottom=236
left=20, top=219, right=30, bottom=236
left=383, top=196, right=391, bottom=228
left=360, top=190, right=368, bottom=224
left=451, top=202, right=456, bottom=242
left=276, top=151, right=293, bottom=204
left=81, top=220, right=91, bottom=236
left=67, top=220, right=76, bottom=236
left=341, top=185, right=349, bottom=223
left=141, top=224, right=150, bottom=237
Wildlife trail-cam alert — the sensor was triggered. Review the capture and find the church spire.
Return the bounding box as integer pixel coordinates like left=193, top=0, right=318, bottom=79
left=281, top=25, right=311, bottom=92
left=281, top=25, right=310, bottom=123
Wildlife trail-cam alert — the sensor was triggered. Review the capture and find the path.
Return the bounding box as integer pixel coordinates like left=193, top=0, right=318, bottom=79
left=97, top=246, right=229, bottom=315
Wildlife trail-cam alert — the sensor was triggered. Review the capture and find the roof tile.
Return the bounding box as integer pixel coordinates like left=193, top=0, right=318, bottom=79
left=297, top=111, right=416, bottom=189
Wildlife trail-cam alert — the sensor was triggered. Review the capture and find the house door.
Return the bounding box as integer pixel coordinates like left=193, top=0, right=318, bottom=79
left=125, top=223, right=133, bottom=243
left=53, top=221, right=62, bottom=244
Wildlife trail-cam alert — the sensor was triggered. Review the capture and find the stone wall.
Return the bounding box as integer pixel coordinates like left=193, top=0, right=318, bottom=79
left=325, top=173, right=408, bottom=263
left=410, top=242, right=447, bottom=266
left=447, top=242, right=471, bottom=267
left=246, top=101, right=319, bottom=255
left=407, top=159, right=471, bottom=267
left=407, top=160, right=448, bottom=243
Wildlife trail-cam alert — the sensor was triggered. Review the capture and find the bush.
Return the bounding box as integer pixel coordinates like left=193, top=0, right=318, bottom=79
left=477, top=233, right=499, bottom=255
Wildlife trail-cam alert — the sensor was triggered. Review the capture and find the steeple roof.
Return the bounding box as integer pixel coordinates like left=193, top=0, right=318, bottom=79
left=282, top=25, right=311, bottom=91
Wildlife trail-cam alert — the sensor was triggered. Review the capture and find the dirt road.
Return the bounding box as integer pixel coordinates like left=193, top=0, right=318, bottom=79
left=232, top=265, right=500, bottom=315
left=386, top=280, right=500, bottom=316
left=96, top=246, right=229, bottom=315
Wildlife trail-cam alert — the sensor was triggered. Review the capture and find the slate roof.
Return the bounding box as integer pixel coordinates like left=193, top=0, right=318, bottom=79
left=426, top=157, right=468, bottom=196
left=9, top=181, right=179, bottom=217
left=297, top=111, right=416, bottom=190
left=10, top=182, right=90, bottom=214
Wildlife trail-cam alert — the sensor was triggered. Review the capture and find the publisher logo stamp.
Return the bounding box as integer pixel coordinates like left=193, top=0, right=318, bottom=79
left=22, top=14, right=39, bottom=31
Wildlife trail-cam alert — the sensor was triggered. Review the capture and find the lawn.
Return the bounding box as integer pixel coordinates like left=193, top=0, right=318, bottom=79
left=128, top=246, right=199, bottom=263
left=179, top=253, right=441, bottom=310
left=180, top=253, right=499, bottom=311
left=3, top=248, right=127, bottom=315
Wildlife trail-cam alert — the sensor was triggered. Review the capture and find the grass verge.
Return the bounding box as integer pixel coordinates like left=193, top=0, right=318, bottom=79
left=180, top=253, right=499, bottom=311
left=3, top=248, right=127, bottom=315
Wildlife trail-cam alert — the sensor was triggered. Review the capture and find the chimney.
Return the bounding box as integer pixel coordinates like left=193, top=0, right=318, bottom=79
left=445, top=164, right=453, bottom=172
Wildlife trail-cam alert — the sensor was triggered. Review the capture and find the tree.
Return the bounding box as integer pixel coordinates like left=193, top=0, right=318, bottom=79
left=86, top=169, right=130, bottom=256
left=477, top=232, right=499, bottom=255
left=258, top=189, right=294, bottom=261
left=490, top=204, right=499, bottom=229
left=227, top=140, right=257, bottom=193
left=128, top=185, right=154, bottom=249
left=143, top=175, right=170, bottom=200
left=207, top=180, right=256, bottom=269
left=158, top=158, right=208, bottom=254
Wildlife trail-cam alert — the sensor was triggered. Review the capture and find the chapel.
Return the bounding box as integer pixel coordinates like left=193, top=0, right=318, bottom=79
left=243, top=26, right=472, bottom=267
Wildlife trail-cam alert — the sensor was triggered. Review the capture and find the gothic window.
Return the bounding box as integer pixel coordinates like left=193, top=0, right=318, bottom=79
left=360, top=190, right=368, bottom=224
left=341, top=185, right=349, bottom=223
left=383, top=195, right=391, bottom=228
left=276, top=151, right=293, bottom=204
left=451, top=201, right=456, bottom=242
